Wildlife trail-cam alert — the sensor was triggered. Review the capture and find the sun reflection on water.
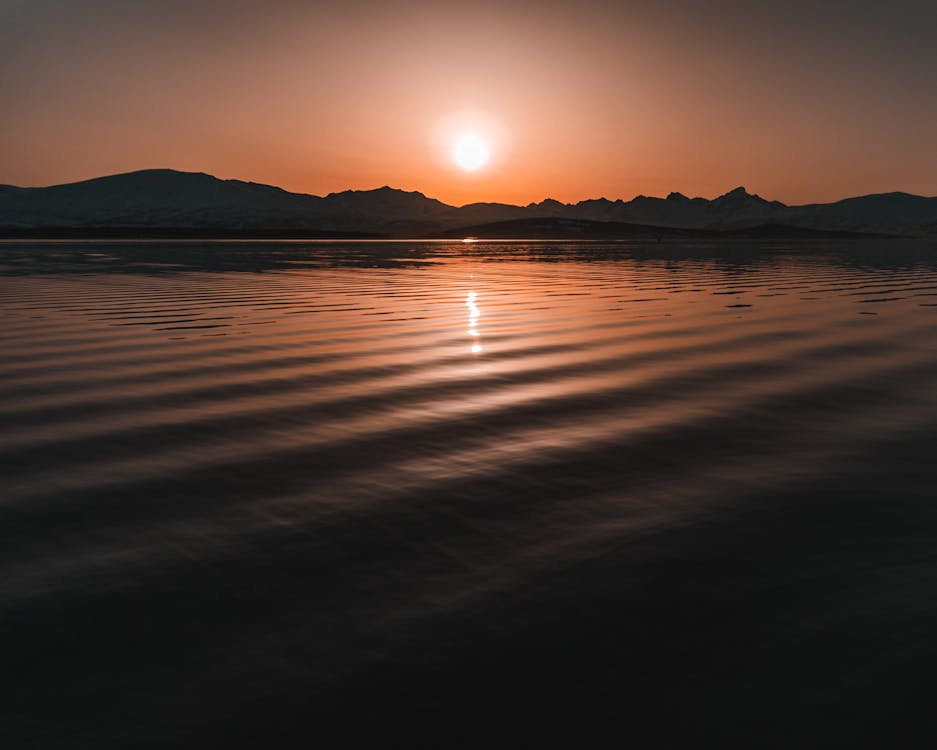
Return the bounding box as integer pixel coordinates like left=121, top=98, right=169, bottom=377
left=467, top=291, right=482, bottom=354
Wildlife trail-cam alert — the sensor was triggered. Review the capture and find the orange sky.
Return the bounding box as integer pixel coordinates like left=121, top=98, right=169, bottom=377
left=2, top=0, right=936, bottom=206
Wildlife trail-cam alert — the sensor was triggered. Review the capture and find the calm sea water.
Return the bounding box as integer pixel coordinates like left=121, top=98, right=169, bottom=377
left=3, top=239, right=937, bottom=747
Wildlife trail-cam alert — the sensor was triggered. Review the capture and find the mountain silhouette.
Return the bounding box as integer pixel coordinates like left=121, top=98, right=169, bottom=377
left=1, top=169, right=935, bottom=237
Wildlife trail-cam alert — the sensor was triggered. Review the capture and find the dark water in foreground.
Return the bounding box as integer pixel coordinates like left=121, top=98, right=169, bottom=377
left=3, top=239, right=937, bottom=747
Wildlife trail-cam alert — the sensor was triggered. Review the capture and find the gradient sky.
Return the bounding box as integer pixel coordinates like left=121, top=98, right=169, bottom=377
left=2, top=0, right=936, bottom=206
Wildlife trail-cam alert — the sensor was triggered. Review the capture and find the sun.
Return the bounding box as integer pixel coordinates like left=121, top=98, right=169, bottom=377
left=452, top=133, right=490, bottom=171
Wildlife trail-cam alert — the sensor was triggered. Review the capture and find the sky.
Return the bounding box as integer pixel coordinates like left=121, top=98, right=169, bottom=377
left=2, top=0, right=936, bottom=206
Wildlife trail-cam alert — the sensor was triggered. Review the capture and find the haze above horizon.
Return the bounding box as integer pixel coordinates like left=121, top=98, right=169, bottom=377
left=3, top=0, right=936, bottom=206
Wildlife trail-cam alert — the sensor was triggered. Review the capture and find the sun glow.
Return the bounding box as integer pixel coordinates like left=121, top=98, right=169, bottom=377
left=431, top=110, right=508, bottom=178
left=453, top=134, right=490, bottom=171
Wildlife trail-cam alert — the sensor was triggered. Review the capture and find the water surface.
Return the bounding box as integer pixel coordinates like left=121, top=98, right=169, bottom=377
left=3, top=239, right=937, bottom=747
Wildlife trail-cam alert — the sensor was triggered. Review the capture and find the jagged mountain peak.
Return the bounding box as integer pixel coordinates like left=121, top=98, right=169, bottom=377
left=574, top=197, right=616, bottom=207
left=527, top=198, right=566, bottom=209
left=712, top=186, right=786, bottom=209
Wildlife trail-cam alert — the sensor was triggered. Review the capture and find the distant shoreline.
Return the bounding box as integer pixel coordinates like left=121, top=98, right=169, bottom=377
left=0, top=227, right=391, bottom=240
left=0, top=220, right=904, bottom=242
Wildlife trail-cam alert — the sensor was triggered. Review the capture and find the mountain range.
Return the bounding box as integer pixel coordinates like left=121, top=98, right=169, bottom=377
left=1, top=169, right=936, bottom=238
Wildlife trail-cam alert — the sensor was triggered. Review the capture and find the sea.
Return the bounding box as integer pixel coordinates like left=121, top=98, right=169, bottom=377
left=3, top=238, right=937, bottom=747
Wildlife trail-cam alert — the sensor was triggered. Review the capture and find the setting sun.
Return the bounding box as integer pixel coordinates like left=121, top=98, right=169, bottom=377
left=452, top=134, right=490, bottom=171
